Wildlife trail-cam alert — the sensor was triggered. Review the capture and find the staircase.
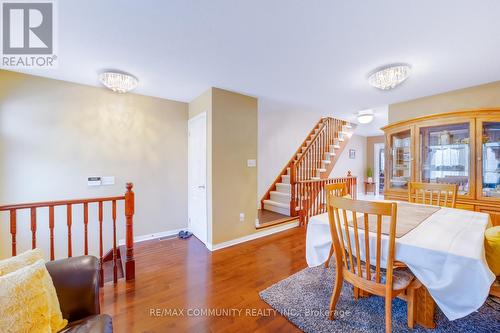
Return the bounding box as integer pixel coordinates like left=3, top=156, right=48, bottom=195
left=260, top=117, right=353, bottom=218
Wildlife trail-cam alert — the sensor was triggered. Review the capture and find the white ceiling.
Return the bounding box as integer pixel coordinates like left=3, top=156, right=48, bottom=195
left=8, top=0, right=500, bottom=136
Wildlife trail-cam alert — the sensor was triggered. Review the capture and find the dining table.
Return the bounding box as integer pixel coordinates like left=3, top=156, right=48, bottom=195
left=305, top=200, right=495, bottom=328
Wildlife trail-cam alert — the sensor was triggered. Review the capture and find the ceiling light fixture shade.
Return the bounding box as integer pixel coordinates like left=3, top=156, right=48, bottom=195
left=357, top=109, right=374, bottom=124
left=99, top=72, right=138, bottom=93
left=368, top=64, right=411, bottom=90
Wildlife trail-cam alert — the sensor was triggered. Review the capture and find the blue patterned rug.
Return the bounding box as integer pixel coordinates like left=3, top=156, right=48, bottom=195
left=260, top=265, right=500, bottom=332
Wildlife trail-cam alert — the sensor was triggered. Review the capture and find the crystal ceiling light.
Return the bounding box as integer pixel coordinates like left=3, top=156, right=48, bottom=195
left=357, top=109, right=374, bottom=124
left=368, top=64, right=411, bottom=90
left=99, top=72, right=138, bottom=93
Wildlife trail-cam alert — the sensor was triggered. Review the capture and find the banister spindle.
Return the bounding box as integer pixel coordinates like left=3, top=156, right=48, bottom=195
left=10, top=209, right=17, bottom=256
left=112, top=199, right=118, bottom=284
left=290, top=164, right=296, bottom=216
left=30, top=207, right=37, bottom=249
left=49, top=206, right=55, bottom=260
left=83, top=202, right=89, bottom=255
left=99, top=201, right=104, bottom=287
left=67, top=204, right=72, bottom=257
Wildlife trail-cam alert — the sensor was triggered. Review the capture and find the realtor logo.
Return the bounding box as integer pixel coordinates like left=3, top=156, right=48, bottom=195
left=1, top=0, right=57, bottom=67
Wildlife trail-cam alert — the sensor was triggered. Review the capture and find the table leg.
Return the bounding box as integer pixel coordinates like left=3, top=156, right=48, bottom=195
left=415, top=286, right=436, bottom=329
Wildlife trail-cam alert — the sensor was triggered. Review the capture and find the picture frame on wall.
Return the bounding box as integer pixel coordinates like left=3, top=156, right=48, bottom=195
left=349, top=149, right=356, bottom=159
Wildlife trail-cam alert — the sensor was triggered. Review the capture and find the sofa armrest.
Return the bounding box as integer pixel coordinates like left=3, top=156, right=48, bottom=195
left=46, top=256, right=100, bottom=323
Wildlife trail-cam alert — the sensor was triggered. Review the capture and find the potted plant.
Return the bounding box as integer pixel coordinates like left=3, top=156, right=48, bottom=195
left=367, top=167, right=373, bottom=183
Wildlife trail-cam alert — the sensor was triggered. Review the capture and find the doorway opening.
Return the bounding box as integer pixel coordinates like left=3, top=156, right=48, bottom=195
left=188, top=112, right=208, bottom=245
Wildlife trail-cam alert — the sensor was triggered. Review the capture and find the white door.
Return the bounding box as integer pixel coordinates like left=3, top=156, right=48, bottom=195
left=188, top=112, right=207, bottom=244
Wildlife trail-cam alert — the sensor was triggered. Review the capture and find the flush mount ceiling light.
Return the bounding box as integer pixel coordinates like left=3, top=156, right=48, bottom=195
left=357, top=109, right=374, bottom=124
left=99, top=72, right=138, bottom=93
left=368, top=64, right=411, bottom=90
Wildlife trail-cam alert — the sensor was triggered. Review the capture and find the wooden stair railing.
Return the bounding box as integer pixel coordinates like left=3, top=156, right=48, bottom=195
left=0, top=183, right=135, bottom=287
left=290, top=118, right=351, bottom=215
left=260, top=116, right=353, bottom=217
left=296, top=175, right=357, bottom=225
left=260, top=117, right=326, bottom=212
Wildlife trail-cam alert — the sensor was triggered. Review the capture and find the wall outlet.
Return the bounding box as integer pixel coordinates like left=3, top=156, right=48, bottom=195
left=239, top=213, right=245, bottom=222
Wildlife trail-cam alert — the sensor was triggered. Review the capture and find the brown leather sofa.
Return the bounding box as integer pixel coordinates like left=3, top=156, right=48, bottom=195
left=45, top=256, right=113, bottom=333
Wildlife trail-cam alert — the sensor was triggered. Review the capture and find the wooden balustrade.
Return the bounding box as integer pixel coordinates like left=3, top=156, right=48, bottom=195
left=289, top=117, right=348, bottom=215
left=294, top=175, right=357, bottom=225
left=0, top=183, right=135, bottom=286
left=260, top=117, right=353, bottom=218
left=261, top=118, right=326, bottom=210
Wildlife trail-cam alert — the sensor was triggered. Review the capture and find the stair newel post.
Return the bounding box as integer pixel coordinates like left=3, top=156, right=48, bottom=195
left=124, top=182, right=136, bottom=281
left=346, top=171, right=355, bottom=199
left=290, top=162, right=296, bottom=217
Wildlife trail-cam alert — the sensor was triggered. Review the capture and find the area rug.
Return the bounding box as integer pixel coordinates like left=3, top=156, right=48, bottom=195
left=260, top=266, right=500, bottom=333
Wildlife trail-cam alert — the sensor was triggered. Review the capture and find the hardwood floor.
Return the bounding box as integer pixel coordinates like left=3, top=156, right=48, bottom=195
left=100, top=227, right=307, bottom=332
left=256, top=209, right=298, bottom=229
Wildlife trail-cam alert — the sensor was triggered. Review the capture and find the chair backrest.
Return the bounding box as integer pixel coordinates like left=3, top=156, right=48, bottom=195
left=408, top=182, right=457, bottom=208
left=327, top=196, right=398, bottom=287
left=325, top=182, right=348, bottom=200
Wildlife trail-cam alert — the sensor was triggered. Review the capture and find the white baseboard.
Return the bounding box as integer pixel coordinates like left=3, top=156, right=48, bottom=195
left=206, top=220, right=299, bottom=251
left=118, top=227, right=188, bottom=246
left=118, top=220, right=298, bottom=251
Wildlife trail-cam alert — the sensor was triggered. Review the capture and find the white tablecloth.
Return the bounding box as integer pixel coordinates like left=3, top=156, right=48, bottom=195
left=305, top=203, right=495, bottom=320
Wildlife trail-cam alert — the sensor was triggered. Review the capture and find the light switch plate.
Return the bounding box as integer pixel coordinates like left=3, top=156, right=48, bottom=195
left=247, top=159, right=256, bottom=167
left=101, top=176, right=115, bottom=186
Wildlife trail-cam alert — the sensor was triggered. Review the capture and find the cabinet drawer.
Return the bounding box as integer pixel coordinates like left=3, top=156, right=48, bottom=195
left=455, top=203, right=475, bottom=211
left=475, top=206, right=500, bottom=226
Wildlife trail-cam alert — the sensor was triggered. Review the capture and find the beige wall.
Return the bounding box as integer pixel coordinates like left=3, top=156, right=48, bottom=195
left=389, top=80, right=500, bottom=123
left=366, top=135, right=385, bottom=173
left=329, top=134, right=367, bottom=193
left=211, top=88, right=258, bottom=245
left=0, top=70, right=188, bottom=259
left=188, top=88, right=258, bottom=246
left=257, top=101, right=320, bottom=199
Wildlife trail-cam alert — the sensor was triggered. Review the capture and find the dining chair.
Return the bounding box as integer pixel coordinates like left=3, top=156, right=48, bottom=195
left=327, top=196, right=419, bottom=332
left=408, top=182, right=458, bottom=208
left=324, top=182, right=349, bottom=268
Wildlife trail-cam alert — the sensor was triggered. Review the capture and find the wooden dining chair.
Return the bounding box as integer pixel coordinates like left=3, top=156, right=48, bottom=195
left=408, top=182, right=458, bottom=208
left=327, top=196, right=418, bottom=333
left=324, top=183, right=349, bottom=268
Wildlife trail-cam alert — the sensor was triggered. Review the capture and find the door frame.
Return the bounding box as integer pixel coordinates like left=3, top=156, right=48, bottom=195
left=188, top=112, right=208, bottom=245
left=374, top=143, right=385, bottom=196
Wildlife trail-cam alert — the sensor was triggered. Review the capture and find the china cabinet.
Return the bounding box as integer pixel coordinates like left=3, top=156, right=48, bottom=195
left=382, top=109, right=500, bottom=226
left=386, top=128, right=413, bottom=192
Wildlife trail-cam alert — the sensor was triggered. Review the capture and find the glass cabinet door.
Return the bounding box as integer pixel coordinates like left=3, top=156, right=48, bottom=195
left=389, top=130, right=411, bottom=190
left=480, top=122, right=500, bottom=199
left=419, top=123, right=470, bottom=195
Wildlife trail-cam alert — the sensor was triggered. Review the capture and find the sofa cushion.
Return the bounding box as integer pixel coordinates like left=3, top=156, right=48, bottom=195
left=485, top=226, right=500, bottom=276
left=0, top=259, right=68, bottom=333
left=0, top=248, right=43, bottom=276
left=0, top=250, right=68, bottom=332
